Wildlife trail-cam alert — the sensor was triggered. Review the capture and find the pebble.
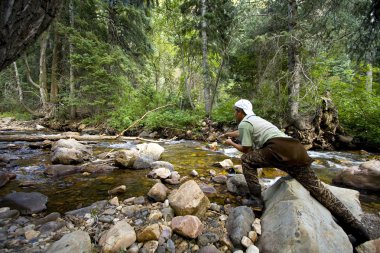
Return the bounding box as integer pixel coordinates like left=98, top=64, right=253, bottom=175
left=241, top=236, right=253, bottom=248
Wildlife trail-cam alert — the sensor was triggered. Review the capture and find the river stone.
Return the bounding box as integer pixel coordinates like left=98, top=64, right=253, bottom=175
left=171, top=215, right=203, bottom=239
left=0, top=192, right=48, bottom=214
left=212, top=175, right=228, bottom=184
left=44, top=164, right=82, bottom=177
left=133, top=155, right=154, bottom=169
left=115, top=149, right=139, bottom=168
left=136, top=143, right=165, bottom=161
left=0, top=154, right=19, bottom=163
left=333, top=160, right=380, bottom=192
left=213, top=159, right=234, bottom=169
left=356, top=238, right=380, bottom=253
left=168, top=180, right=210, bottom=216
left=46, top=230, right=92, bottom=253
left=198, top=232, right=220, bottom=247
left=226, top=206, right=255, bottom=248
left=34, top=212, right=60, bottom=226
left=147, top=183, right=169, bottom=202
left=226, top=174, right=250, bottom=196
left=0, top=172, right=14, bottom=188
left=199, top=183, right=217, bottom=196
left=148, top=167, right=172, bottom=179
left=38, top=221, right=65, bottom=234
left=65, top=200, right=107, bottom=217
left=51, top=139, right=92, bottom=165
left=0, top=209, right=19, bottom=219
left=198, top=245, right=221, bottom=253
left=142, top=240, right=159, bottom=253
left=257, top=177, right=352, bottom=253
left=151, top=161, right=174, bottom=171
left=99, top=219, right=136, bottom=253
left=137, top=224, right=161, bottom=242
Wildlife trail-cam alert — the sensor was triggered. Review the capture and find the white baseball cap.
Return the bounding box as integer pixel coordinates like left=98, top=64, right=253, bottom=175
left=234, top=99, right=254, bottom=116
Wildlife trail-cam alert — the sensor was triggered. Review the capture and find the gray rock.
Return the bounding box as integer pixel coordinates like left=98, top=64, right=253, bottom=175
left=46, top=230, right=92, bottom=253
left=151, top=161, right=174, bottom=171
left=44, top=165, right=82, bottom=177
left=65, top=200, right=107, bottom=217
left=198, top=245, right=221, bottom=253
left=0, top=192, right=48, bottom=215
left=166, top=239, right=175, bottom=253
left=257, top=177, right=353, bottom=253
left=0, top=209, right=19, bottom=219
left=133, top=156, right=154, bottom=169
left=226, top=174, right=250, bottom=195
left=226, top=206, right=255, bottom=248
left=51, top=139, right=92, bottom=165
left=198, top=232, right=220, bottom=247
left=38, top=221, right=65, bottom=234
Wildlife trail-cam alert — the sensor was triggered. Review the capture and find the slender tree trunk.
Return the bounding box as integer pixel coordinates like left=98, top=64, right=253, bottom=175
left=201, top=0, right=211, bottom=117
left=69, top=0, right=76, bottom=119
left=287, top=0, right=300, bottom=123
left=51, top=29, right=61, bottom=103
left=12, top=62, right=23, bottom=102
left=39, top=31, right=49, bottom=109
left=365, top=50, right=374, bottom=92
left=366, top=63, right=373, bottom=92
left=179, top=35, right=194, bottom=109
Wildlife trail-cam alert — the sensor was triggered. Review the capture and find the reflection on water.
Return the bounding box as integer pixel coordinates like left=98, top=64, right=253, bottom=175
left=0, top=139, right=379, bottom=214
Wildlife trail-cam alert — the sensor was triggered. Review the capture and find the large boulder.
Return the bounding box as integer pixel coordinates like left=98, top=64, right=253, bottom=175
left=0, top=192, right=48, bottom=214
left=136, top=143, right=165, bottom=161
left=51, top=139, right=92, bottom=165
left=333, top=160, right=380, bottom=192
left=99, top=219, right=136, bottom=253
left=168, top=180, right=210, bottom=216
left=257, top=177, right=353, bottom=253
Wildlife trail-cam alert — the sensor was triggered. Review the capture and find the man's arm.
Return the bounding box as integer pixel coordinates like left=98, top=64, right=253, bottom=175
left=224, top=138, right=251, bottom=153
left=221, top=130, right=240, bottom=138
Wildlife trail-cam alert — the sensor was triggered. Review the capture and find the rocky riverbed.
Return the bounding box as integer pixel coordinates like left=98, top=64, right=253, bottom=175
left=1, top=117, right=380, bottom=253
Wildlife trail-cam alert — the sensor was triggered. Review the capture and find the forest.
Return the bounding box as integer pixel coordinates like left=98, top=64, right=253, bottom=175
left=0, top=0, right=379, bottom=149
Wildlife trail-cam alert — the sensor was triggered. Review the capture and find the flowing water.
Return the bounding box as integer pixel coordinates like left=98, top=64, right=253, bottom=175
left=0, top=133, right=379, bottom=214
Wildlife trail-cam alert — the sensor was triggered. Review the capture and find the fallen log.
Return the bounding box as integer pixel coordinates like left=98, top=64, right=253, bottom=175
left=0, top=133, right=177, bottom=143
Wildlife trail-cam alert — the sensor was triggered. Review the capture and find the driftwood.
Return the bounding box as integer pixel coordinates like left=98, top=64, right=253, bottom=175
left=0, top=134, right=176, bottom=143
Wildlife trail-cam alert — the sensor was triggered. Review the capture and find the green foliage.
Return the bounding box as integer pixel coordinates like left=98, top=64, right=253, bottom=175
left=142, top=109, right=202, bottom=131
left=0, top=112, right=32, bottom=121
left=211, top=97, right=236, bottom=124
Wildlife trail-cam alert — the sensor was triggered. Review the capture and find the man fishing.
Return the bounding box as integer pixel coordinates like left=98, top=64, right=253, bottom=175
left=221, top=99, right=370, bottom=246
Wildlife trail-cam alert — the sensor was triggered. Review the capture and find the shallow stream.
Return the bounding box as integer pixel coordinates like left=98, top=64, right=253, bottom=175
left=0, top=133, right=379, bottom=214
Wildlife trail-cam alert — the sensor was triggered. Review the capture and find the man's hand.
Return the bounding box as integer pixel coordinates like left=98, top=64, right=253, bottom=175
left=224, top=137, right=234, bottom=146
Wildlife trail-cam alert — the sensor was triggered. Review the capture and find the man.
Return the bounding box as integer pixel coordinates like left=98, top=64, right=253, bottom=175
left=222, top=99, right=370, bottom=246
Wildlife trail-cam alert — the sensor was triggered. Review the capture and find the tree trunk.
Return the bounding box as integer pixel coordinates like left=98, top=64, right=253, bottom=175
left=366, top=63, right=373, bottom=92
left=287, top=0, right=301, bottom=123
left=0, top=0, right=64, bottom=71
left=12, top=62, right=23, bottom=103
left=179, top=36, right=195, bottom=110
left=69, top=0, right=76, bottom=119
left=51, top=29, right=61, bottom=103
left=39, top=31, right=49, bottom=109
left=201, top=0, right=211, bottom=117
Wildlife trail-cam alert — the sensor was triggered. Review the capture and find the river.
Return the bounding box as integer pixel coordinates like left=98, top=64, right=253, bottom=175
left=0, top=135, right=379, bottom=214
